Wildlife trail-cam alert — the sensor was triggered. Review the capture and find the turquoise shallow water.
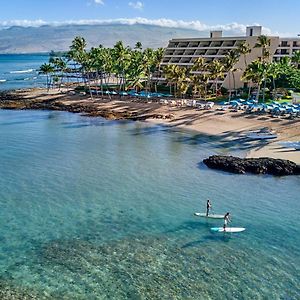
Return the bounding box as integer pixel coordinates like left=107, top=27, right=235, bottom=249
left=0, top=54, right=48, bottom=90
left=0, top=109, right=299, bottom=299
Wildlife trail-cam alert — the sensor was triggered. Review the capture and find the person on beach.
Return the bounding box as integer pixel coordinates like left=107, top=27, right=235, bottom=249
left=206, top=199, right=212, bottom=216
left=223, top=212, right=231, bottom=231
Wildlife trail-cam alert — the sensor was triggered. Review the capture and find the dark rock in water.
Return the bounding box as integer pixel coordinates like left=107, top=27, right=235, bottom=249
left=203, top=155, right=300, bottom=176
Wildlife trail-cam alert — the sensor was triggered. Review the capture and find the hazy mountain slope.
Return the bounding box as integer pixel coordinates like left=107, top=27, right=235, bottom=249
left=0, top=24, right=206, bottom=53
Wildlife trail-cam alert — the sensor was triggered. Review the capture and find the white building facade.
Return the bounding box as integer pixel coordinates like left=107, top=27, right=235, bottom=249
left=161, top=26, right=300, bottom=89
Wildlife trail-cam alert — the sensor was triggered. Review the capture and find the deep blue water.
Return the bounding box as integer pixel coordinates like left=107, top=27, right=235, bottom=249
left=0, top=54, right=48, bottom=90
left=0, top=109, right=299, bottom=299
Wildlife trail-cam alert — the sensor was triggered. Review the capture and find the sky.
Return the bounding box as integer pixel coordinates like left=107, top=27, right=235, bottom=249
left=0, top=0, right=299, bottom=36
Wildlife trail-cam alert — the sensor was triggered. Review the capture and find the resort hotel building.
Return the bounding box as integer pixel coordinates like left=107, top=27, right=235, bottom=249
left=161, top=26, right=300, bottom=89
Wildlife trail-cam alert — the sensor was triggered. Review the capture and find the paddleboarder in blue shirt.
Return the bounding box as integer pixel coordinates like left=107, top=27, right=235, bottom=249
left=223, top=212, right=231, bottom=231
left=206, top=199, right=212, bottom=216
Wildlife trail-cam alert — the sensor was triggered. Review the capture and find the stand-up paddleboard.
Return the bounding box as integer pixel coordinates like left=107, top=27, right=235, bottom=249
left=211, top=227, right=245, bottom=233
left=194, top=212, right=224, bottom=219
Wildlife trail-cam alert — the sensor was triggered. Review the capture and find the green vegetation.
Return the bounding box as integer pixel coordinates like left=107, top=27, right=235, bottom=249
left=162, top=35, right=300, bottom=100
left=39, top=37, right=164, bottom=99
left=39, top=35, right=300, bottom=102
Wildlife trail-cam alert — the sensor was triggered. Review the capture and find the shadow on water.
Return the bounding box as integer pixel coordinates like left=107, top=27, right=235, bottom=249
left=128, top=123, right=272, bottom=154
left=164, top=220, right=217, bottom=235
left=181, top=234, right=232, bottom=248
left=128, top=124, right=173, bottom=137
left=61, top=119, right=119, bottom=129
left=0, top=112, right=53, bottom=126
left=173, top=132, right=271, bottom=152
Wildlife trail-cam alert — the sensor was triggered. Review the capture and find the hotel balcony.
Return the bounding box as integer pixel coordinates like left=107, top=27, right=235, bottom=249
left=188, top=42, right=200, bottom=48
left=194, top=50, right=206, bottom=55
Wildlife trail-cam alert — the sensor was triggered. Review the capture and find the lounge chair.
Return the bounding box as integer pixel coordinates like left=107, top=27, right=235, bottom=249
left=205, top=102, right=214, bottom=109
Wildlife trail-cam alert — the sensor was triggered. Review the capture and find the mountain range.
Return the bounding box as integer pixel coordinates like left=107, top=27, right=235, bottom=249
left=0, top=24, right=207, bottom=53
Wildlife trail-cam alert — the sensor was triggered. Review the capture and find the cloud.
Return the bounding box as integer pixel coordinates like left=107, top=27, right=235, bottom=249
left=0, top=17, right=293, bottom=36
left=94, top=0, right=104, bottom=4
left=128, top=1, right=144, bottom=10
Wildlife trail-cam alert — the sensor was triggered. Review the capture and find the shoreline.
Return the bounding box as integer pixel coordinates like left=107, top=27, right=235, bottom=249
left=1, top=88, right=300, bottom=164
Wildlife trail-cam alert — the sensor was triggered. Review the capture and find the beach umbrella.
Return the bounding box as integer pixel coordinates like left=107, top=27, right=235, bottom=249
left=286, top=107, right=298, bottom=113
left=219, top=101, right=229, bottom=105
left=128, top=90, right=137, bottom=95
left=229, top=100, right=240, bottom=106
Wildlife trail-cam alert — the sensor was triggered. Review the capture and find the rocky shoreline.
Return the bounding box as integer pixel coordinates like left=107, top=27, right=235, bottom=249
left=0, top=89, right=174, bottom=121
left=203, top=155, right=300, bottom=176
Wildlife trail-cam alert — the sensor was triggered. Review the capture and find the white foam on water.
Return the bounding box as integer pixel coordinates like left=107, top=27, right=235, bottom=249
left=9, top=69, right=35, bottom=74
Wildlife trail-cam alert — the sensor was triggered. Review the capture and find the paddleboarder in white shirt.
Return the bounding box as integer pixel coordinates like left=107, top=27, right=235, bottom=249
left=206, top=199, right=212, bottom=216
left=223, top=212, right=231, bottom=231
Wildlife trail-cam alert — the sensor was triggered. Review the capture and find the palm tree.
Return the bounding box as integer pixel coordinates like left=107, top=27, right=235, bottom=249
left=254, top=35, right=272, bottom=101
left=39, top=63, right=54, bottom=91
left=49, top=57, right=67, bottom=90
left=255, top=35, right=271, bottom=62
left=164, top=65, right=188, bottom=98
left=189, top=75, right=204, bottom=98
left=90, top=47, right=106, bottom=96
left=82, top=52, right=94, bottom=99
left=292, top=50, right=300, bottom=69
left=134, top=41, right=143, bottom=51
left=143, top=48, right=155, bottom=93
left=224, top=49, right=240, bottom=99
left=127, top=48, right=145, bottom=92
left=67, top=36, right=89, bottom=87
left=267, top=62, right=281, bottom=99
left=191, top=57, right=209, bottom=99
left=153, top=47, right=164, bottom=92
left=112, top=41, right=131, bottom=91
left=242, top=60, right=265, bottom=101
left=207, top=59, right=225, bottom=97
left=237, top=41, right=251, bottom=68
left=102, top=48, right=114, bottom=97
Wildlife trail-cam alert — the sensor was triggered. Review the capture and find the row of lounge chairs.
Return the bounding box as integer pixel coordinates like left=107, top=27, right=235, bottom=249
left=159, top=99, right=215, bottom=109
left=87, top=89, right=217, bottom=109
left=88, top=89, right=173, bottom=98
left=221, top=99, right=300, bottom=118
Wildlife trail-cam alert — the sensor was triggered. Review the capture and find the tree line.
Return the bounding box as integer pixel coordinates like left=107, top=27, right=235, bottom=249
left=40, top=37, right=164, bottom=98
left=40, top=35, right=300, bottom=101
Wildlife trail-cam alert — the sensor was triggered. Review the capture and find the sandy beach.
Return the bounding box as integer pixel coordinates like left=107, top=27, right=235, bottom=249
left=1, top=88, right=300, bottom=164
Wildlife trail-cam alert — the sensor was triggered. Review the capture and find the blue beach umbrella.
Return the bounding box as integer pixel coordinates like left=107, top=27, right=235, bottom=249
left=286, top=107, right=298, bottom=113
left=230, top=100, right=240, bottom=106
left=128, top=90, right=137, bottom=95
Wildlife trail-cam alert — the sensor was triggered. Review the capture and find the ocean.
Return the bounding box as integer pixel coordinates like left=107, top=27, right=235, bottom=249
left=0, top=53, right=48, bottom=91
left=0, top=109, right=299, bottom=299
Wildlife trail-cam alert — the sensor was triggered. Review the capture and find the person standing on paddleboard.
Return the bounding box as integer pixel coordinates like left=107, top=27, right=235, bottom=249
left=223, top=212, right=231, bottom=231
left=206, top=199, right=212, bottom=216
